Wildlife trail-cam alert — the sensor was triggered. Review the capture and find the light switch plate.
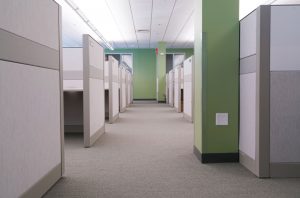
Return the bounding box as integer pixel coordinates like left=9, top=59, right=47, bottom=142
left=216, top=113, right=228, bottom=126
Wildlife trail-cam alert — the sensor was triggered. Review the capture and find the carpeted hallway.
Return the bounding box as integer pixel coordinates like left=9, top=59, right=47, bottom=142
left=45, top=103, right=300, bottom=198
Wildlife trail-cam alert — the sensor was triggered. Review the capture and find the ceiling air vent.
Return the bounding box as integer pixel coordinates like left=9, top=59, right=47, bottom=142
left=136, top=29, right=150, bottom=34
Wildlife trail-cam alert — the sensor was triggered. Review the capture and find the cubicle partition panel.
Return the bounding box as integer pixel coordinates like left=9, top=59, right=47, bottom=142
left=120, top=67, right=127, bottom=112
left=166, top=73, right=169, bottom=104
left=83, top=34, right=105, bottom=148
left=174, top=65, right=182, bottom=112
left=239, top=5, right=300, bottom=178
left=104, top=61, right=109, bottom=118
left=168, top=70, right=174, bottom=107
left=126, top=71, right=132, bottom=106
left=183, top=56, right=194, bottom=122
left=108, top=56, right=120, bottom=123
left=0, top=1, right=63, bottom=197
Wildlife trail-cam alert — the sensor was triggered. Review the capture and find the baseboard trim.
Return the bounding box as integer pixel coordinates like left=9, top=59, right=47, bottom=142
left=85, top=125, right=105, bottom=148
left=120, top=107, right=126, bottom=113
left=194, top=146, right=239, bottom=163
left=158, top=101, right=166, bottom=103
left=21, top=163, right=62, bottom=198
left=270, top=163, right=300, bottom=178
left=109, top=113, right=119, bottom=124
left=239, top=151, right=258, bottom=177
left=183, top=113, right=193, bottom=122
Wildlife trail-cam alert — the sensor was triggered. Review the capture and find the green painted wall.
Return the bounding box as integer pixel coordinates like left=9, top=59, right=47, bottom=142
left=106, top=48, right=194, bottom=101
left=156, top=42, right=167, bottom=102
left=166, top=48, right=194, bottom=59
left=194, top=0, right=239, bottom=154
left=106, top=48, right=156, bottom=100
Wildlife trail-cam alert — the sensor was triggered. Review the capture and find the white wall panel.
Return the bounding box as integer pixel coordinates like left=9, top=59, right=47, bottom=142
left=240, top=10, right=257, bottom=59
left=84, top=35, right=105, bottom=147
left=112, top=58, right=119, bottom=118
left=0, top=0, right=59, bottom=50
left=63, top=48, right=83, bottom=91
left=184, top=57, right=193, bottom=118
left=174, top=66, right=180, bottom=110
left=104, top=61, right=109, bottom=90
left=270, top=6, right=300, bottom=71
left=168, top=70, right=174, bottom=106
left=239, top=73, right=256, bottom=159
left=0, top=61, right=61, bottom=197
left=63, top=80, right=83, bottom=91
left=121, top=68, right=127, bottom=110
left=63, top=48, right=83, bottom=71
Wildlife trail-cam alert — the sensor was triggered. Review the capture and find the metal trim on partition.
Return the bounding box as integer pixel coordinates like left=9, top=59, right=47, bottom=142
left=255, top=5, right=271, bottom=178
left=0, top=28, right=60, bottom=70
left=191, top=56, right=195, bottom=122
left=83, top=34, right=91, bottom=148
left=58, top=4, right=65, bottom=176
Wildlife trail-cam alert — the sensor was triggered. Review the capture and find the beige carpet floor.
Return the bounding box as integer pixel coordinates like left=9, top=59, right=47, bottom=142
left=45, top=103, right=300, bottom=198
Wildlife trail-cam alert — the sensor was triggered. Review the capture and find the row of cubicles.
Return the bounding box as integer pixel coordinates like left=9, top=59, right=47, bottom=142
left=63, top=39, right=133, bottom=147
left=166, top=56, right=194, bottom=123
left=167, top=4, right=300, bottom=179
left=239, top=5, right=300, bottom=178
left=0, top=1, right=133, bottom=197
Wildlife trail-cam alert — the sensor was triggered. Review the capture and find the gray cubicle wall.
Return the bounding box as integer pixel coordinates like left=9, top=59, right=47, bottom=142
left=239, top=5, right=300, bottom=178
left=83, top=34, right=105, bottom=147
left=0, top=0, right=63, bottom=197
left=269, top=5, right=300, bottom=177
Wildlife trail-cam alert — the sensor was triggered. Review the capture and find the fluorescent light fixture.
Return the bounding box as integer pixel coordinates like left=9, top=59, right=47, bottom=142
left=64, top=0, right=114, bottom=50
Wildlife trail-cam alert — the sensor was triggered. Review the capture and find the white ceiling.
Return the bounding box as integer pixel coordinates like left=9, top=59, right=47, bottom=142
left=56, top=0, right=195, bottom=49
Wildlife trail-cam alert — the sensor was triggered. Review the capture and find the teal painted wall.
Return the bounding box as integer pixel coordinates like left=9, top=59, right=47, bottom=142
left=106, top=48, right=194, bottom=100
left=156, top=42, right=167, bottom=102
left=194, top=0, right=239, bottom=154
left=106, top=49, right=156, bottom=100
